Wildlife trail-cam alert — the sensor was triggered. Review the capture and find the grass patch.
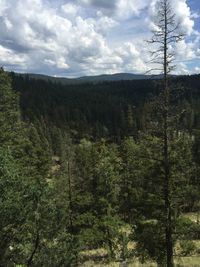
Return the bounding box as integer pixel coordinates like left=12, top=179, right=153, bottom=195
left=175, top=256, right=200, bottom=267
left=182, top=213, right=200, bottom=224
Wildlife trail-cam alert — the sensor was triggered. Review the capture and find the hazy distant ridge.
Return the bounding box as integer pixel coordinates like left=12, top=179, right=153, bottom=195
left=16, top=72, right=161, bottom=85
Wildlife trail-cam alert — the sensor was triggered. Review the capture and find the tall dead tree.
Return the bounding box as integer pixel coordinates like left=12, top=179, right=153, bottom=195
left=148, top=0, right=184, bottom=266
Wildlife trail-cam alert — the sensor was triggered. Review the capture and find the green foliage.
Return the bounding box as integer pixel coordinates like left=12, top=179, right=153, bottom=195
left=120, top=138, right=138, bottom=216
left=123, top=133, right=195, bottom=265
left=0, top=148, right=27, bottom=266
left=0, top=70, right=21, bottom=147
left=179, top=240, right=197, bottom=256
left=117, top=227, right=133, bottom=261
left=53, top=137, right=123, bottom=261
left=31, top=233, right=79, bottom=267
left=134, top=220, right=166, bottom=266
left=27, top=124, right=51, bottom=177
left=176, top=217, right=200, bottom=240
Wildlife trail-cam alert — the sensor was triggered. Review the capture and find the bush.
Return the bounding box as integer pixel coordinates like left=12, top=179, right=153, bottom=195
left=179, top=240, right=196, bottom=256
left=176, top=217, right=200, bottom=240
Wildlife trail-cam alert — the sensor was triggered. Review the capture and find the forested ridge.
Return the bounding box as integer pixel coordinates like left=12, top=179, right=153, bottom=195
left=0, top=68, right=200, bottom=266
left=12, top=73, right=200, bottom=141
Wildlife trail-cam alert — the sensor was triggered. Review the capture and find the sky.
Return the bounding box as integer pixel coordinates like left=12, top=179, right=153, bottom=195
left=0, top=0, right=199, bottom=78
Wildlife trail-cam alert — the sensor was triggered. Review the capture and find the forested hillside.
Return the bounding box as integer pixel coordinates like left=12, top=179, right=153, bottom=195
left=0, top=70, right=199, bottom=266
left=1, top=0, right=200, bottom=265
left=12, top=73, right=200, bottom=142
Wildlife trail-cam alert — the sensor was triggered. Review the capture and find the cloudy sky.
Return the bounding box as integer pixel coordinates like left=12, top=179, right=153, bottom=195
left=0, top=0, right=199, bottom=77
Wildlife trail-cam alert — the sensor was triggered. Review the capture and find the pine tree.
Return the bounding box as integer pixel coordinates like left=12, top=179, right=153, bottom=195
left=146, top=1, right=185, bottom=265
left=132, top=134, right=194, bottom=266
left=92, top=141, right=122, bottom=259
left=119, top=137, right=144, bottom=223
left=0, top=69, right=26, bottom=158
left=0, top=148, right=27, bottom=266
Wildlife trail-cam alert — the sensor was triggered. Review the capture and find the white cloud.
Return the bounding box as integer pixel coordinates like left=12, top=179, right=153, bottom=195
left=174, top=62, right=191, bottom=75
left=61, top=3, right=79, bottom=17
left=0, top=45, right=26, bottom=65
left=191, top=12, right=200, bottom=19
left=176, top=40, right=195, bottom=59
left=91, top=16, right=118, bottom=34
left=57, top=57, right=69, bottom=69
left=194, top=67, right=200, bottom=73
left=171, top=0, right=194, bottom=35
left=116, top=0, right=148, bottom=19
left=0, top=0, right=198, bottom=77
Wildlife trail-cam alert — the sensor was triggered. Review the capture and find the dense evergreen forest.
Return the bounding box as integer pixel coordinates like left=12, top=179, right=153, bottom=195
left=1, top=0, right=200, bottom=265
left=12, top=73, right=200, bottom=141
left=0, top=68, right=200, bottom=266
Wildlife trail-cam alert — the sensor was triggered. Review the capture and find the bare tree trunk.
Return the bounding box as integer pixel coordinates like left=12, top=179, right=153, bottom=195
left=148, top=0, right=184, bottom=263
left=164, top=122, right=174, bottom=267
left=163, top=2, right=173, bottom=265
left=27, top=230, right=40, bottom=267
left=68, top=160, right=74, bottom=233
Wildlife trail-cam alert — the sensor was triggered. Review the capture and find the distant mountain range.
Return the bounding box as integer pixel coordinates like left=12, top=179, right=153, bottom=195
left=15, top=72, right=165, bottom=85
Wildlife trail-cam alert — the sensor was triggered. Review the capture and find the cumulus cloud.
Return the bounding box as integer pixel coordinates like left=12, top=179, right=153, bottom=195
left=174, top=62, right=191, bottom=75
left=195, top=67, right=200, bottom=73
left=0, top=0, right=198, bottom=77
left=171, top=0, right=194, bottom=35
left=61, top=3, right=79, bottom=17
left=175, top=40, right=197, bottom=60
left=0, top=45, right=26, bottom=65
left=116, top=0, right=149, bottom=19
